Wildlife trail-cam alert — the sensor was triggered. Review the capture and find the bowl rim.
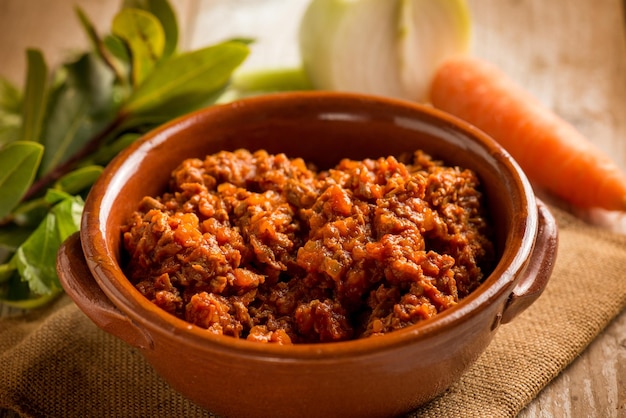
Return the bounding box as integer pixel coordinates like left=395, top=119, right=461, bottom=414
left=80, top=91, right=538, bottom=359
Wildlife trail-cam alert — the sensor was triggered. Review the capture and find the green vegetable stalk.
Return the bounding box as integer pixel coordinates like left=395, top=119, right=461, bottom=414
left=0, top=0, right=250, bottom=309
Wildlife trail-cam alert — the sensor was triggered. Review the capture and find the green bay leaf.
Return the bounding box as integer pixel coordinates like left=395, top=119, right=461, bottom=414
left=123, top=0, right=178, bottom=58
left=112, top=8, right=165, bottom=87
left=122, top=41, right=249, bottom=121
left=12, top=195, right=83, bottom=296
left=76, top=6, right=129, bottom=87
left=19, top=49, right=48, bottom=143
left=53, top=196, right=84, bottom=240
left=13, top=211, right=59, bottom=295
left=0, top=272, right=61, bottom=308
left=0, top=76, right=22, bottom=113
left=38, top=53, right=116, bottom=176
left=0, top=111, right=21, bottom=148
left=85, top=132, right=139, bottom=166
left=0, top=224, right=36, bottom=252
left=0, top=141, right=44, bottom=220
left=11, top=197, right=50, bottom=227
left=54, top=165, right=103, bottom=195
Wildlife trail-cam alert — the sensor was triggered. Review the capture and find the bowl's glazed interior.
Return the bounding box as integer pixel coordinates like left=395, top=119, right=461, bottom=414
left=72, top=91, right=548, bottom=418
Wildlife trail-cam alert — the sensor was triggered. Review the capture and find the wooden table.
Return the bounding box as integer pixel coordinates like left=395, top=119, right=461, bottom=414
left=2, top=0, right=625, bottom=416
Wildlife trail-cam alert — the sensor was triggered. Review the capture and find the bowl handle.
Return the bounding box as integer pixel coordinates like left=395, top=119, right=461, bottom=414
left=57, top=232, right=153, bottom=349
left=501, top=200, right=559, bottom=324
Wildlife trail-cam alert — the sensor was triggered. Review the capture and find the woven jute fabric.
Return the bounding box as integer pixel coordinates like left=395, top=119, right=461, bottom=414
left=1, top=206, right=625, bottom=418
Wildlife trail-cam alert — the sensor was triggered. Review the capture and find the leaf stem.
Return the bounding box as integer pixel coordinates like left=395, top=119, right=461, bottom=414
left=0, top=289, right=61, bottom=309
left=21, top=114, right=127, bottom=202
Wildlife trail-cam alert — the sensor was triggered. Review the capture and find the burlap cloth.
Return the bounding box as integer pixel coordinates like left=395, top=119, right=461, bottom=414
left=1, top=205, right=625, bottom=418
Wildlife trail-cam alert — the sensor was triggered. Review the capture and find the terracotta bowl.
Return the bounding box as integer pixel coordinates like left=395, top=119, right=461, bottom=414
left=57, top=91, right=558, bottom=418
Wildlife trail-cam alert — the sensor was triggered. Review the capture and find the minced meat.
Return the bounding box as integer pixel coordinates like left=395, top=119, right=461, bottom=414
left=122, top=149, right=494, bottom=344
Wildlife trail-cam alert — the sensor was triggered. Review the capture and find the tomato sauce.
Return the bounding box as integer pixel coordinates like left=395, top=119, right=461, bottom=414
left=122, top=149, right=494, bottom=344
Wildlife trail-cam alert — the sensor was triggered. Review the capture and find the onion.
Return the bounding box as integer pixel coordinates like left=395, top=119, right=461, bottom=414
left=298, top=0, right=472, bottom=101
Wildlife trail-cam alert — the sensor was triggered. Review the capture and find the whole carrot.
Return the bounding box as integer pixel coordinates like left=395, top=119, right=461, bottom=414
left=429, top=56, right=626, bottom=211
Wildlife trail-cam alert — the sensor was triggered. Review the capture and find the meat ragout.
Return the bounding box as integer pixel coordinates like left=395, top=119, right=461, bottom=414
left=122, top=149, right=494, bottom=344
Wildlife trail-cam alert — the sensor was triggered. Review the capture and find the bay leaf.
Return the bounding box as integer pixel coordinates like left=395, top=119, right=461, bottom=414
left=0, top=224, right=35, bottom=252
left=0, top=76, right=22, bottom=113
left=0, top=273, right=60, bottom=308
left=76, top=6, right=129, bottom=87
left=44, top=189, right=73, bottom=205
left=112, top=8, right=165, bottom=87
left=121, top=41, right=249, bottom=122
left=85, top=132, right=140, bottom=165
left=0, top=111, right=21, bottom=148
left=10, top=197, right=49, bottom=228
left=52, top=196, right=83, bottom=240
left=12, top=195, right=83, bottom=295
left=19, top=49, right=48, bottom=143
left=38, top=53, right=116, bottom=176
left=123, top=0, right=179, bottom=58
left=104, top=34, right=132, bottom=69
left=0, top=141, right=44, bottom=220
left=13, top=212, right=59, bottom=295
left=54, top=165, right=103, bottom=195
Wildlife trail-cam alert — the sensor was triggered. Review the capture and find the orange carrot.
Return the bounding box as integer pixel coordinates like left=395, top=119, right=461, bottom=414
left=429, top=56, right=626, bottom=211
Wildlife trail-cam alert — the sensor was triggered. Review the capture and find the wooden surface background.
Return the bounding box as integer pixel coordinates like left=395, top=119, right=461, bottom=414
left=1, top=0, right=625, bottom=417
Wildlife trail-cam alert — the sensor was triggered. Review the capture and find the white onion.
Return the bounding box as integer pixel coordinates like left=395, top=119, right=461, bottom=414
left=298, top=0, right=472, bottom=102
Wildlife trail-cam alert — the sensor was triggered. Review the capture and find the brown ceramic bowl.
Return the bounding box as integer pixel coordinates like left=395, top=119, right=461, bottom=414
left=57, top=91, right=557, bottom=418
